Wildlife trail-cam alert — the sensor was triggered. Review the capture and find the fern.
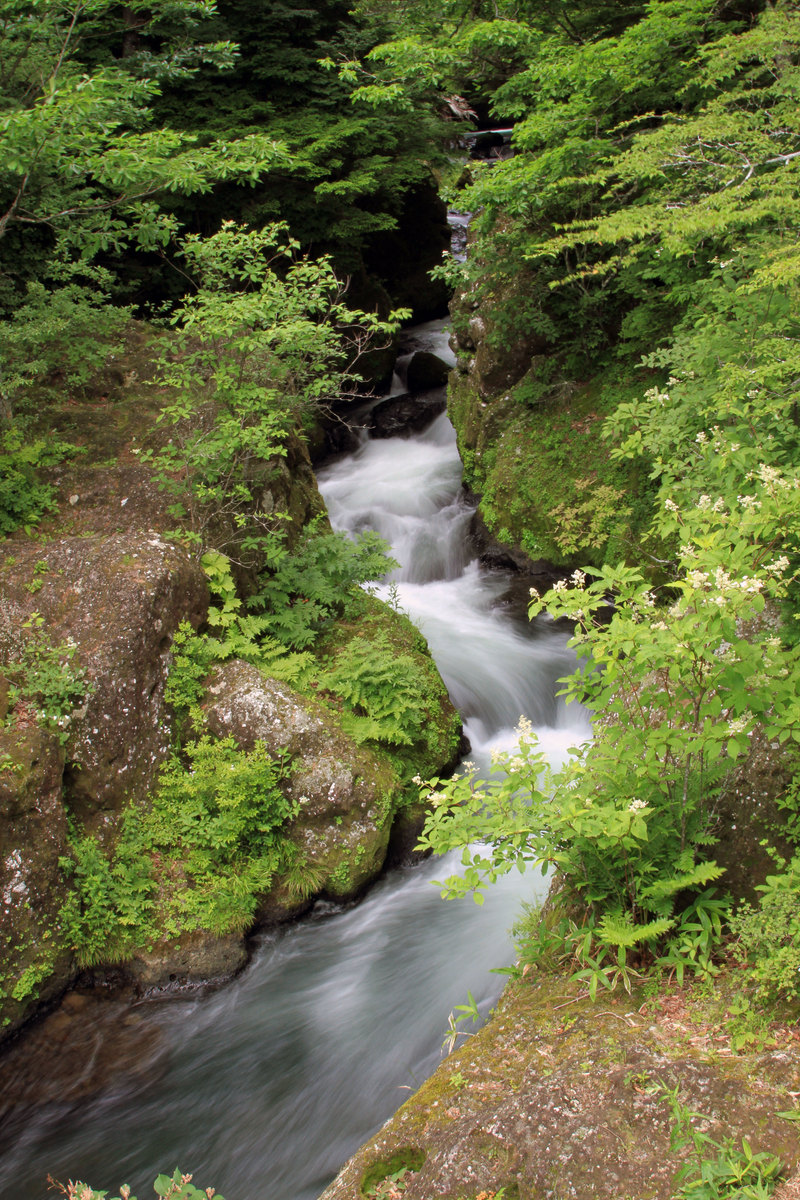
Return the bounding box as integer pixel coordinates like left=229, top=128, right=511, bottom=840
left=251, top=522, right=396, bottom=650
left=596, top=910, right=675, bottom=950
left=320, top=633, right=425, bottom=748
left=641, top=860, right=725, bottom=910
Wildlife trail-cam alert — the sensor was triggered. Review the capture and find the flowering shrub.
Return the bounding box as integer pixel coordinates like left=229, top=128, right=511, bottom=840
left=419, top=455, right=800, bottom=984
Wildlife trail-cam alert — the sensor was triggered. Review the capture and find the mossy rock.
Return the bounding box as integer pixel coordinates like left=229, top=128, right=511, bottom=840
left=313, top=590, right=463, bottom=787
left=321, top=969, right=800, bottom=1200
left=203, top=659, right=404, bottom=902
left=0, top=726, right=73, bottom=1036
left=447, top=365, right=650, bottom=569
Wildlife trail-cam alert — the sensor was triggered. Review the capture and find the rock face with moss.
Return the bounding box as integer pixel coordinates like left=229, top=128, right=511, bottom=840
left=321, top=973, right=800, bottom=1200
left=204, top=660, right=402, bottom=901
left=1, top=533, right=209, bottom=821
left=448, top=283, right=642, bottom=568
left=0, top=352, right=464, bottom=1038
left=0, top=532, right=210, bottom=1031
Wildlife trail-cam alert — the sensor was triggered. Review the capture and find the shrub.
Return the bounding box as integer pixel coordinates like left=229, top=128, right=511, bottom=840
left=730, top=858, right=800, bottom=1005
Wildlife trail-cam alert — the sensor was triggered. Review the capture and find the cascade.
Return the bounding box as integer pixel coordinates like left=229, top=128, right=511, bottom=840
left=0, top=321, right=589, bottom=1200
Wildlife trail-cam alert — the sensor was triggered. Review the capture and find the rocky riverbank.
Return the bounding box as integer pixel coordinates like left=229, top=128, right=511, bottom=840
left=321, top=967, right=800, bottom=1200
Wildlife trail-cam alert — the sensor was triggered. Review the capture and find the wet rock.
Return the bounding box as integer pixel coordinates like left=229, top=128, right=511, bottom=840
left=0, top=988, right=165, bottom=1128
left=125, top=930, right=249, bottom=992
left=406, top=352, right=451, bottom=392
left=367, top=388, right=448, bottom=439
left=203, top=660, right=403, bottom=900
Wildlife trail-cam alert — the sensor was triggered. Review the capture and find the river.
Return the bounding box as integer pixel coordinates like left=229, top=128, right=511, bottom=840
left=0, top=320, right=588, bottom=1200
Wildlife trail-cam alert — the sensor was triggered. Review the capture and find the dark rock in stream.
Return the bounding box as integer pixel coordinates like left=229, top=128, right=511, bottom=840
left=405, top=351, right=451, bottom=392
left=367, top=387, right=448, bottom=439
left=0, top=988, right=165, bottom=1136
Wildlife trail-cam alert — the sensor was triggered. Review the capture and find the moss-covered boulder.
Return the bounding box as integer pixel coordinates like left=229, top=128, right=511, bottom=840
left=203, top=660, right=404, bottom=901
left=321, top=972, right=800, bottom=1200
left=313, top=590, right=464, bottom=789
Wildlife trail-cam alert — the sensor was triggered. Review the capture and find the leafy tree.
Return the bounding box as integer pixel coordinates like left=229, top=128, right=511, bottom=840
left=140, top=220, right=406, bottom=552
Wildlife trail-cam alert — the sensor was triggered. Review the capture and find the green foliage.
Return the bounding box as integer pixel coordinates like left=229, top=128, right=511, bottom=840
left=147, top=736, right=296, bottom=935
left=141, top=222, right=403, bottom=549
left=320, top=631, right=427, bottom=747
left=0, top=424, right=73, bottom=534
left=418, top=462, right=800, bottom=979
left=59, top=733, right=299, bottom=957
left=49, top=1169, right=224, bottom=1200
left=664, top=1086, right=784, bottom=1200
left=251, top=520, right=396, bottom=650
left=730, top=857, right=800, bottom=1006
left=59, top=817, right=155, bottom=967
left=163, top=619, right=216, bottom=734
left=0, top=0, right=285, bottom=257
left=3, top=614, right=92, bottom=742
left=0, top=276, right=129, bottom=416
left=199, top=550, right=315, bottom=682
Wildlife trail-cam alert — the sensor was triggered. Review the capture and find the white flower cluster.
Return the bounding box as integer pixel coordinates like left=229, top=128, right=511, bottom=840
left=628, top=799, right=647, bottom=812
left=645, top=385, right=670, bottom=406
left=570, top=569, right=586, bottom=588
left=727, top=714, right=751, bottom=735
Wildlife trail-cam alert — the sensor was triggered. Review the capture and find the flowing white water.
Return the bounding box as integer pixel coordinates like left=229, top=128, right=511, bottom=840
left=0, top=322, right=589, bottom=1200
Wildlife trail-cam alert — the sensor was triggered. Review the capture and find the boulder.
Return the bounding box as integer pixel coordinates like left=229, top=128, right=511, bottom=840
left=367, top=388, right=448, bottom=439
left=320, top=974, right=800, bottom=1200
left=203, top=660, right=403, bottom=901
left=406, top=352, right=450, bottom=393
left=0, top=534, right=208, bottom=829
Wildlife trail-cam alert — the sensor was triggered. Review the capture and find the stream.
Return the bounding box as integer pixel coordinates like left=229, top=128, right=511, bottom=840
left=0, top=321, right=589, bottom=1200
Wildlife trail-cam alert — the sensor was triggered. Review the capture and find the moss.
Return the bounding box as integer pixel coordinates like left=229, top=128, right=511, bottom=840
left=448, top=363, right=657, bottom=569
left=361, top=1148, right=427, bottom=1197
